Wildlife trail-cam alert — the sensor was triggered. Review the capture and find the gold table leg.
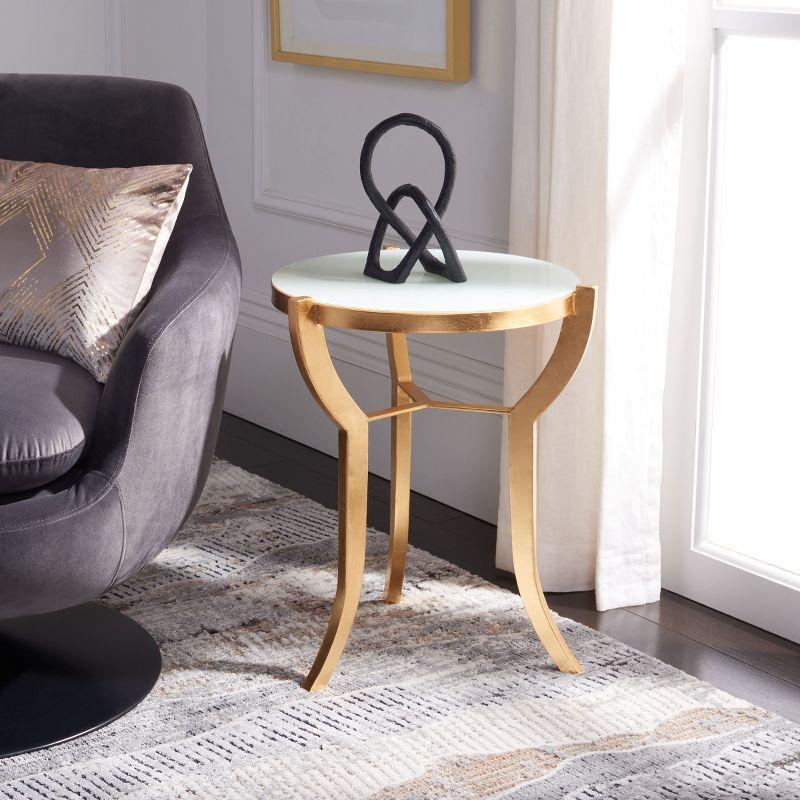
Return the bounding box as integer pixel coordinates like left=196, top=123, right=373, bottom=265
left=507, top=286, right=595, bottom=673
left=289, top=298, right=369, bottom=692
left=287, top=287, right=595, bottom=689
left=384, top=333, right=412, bottom=604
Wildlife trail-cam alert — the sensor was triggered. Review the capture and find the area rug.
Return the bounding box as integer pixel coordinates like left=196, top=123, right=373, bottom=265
left=2, top=461, right=799, bottom=799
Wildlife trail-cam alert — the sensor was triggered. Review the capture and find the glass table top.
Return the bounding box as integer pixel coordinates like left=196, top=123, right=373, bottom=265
left=271, top=250, right=580, bottom=315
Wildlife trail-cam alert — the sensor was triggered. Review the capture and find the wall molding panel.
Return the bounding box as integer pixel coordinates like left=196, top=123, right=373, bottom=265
left=238, top=288, right=503, bottom=405
left=244, top=0, right=508, bottom=423
left=250, top=0, right=508, bottom=252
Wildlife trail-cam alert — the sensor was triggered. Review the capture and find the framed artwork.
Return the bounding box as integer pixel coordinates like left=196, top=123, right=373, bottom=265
left=269, top=0, right=471, bottom=83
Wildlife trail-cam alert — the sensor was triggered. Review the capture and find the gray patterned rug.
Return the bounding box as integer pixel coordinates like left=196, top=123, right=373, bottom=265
left=2, top=460, right=799, bottom=799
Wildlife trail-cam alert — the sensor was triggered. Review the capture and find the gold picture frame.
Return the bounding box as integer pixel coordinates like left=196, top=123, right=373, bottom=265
left=269, top=0, right=471, bottom=83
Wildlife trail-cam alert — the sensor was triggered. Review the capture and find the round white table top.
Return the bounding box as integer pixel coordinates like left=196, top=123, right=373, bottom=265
left=272, top=250, right=580, bottom=316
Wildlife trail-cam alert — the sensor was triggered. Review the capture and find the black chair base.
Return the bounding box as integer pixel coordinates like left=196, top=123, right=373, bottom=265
left=0, top=602, right=161, bottom=758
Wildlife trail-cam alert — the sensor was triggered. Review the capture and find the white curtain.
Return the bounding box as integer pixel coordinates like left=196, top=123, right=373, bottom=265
left=496, top=0, right=687, bottom=610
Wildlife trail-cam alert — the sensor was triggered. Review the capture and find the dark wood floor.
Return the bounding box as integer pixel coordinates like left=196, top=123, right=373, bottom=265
left=217, top=412, right=800, bottom=722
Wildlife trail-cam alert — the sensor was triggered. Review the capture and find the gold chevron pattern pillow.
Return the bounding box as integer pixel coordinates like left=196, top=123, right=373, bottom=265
left=0, top=158, right=191, bottom=382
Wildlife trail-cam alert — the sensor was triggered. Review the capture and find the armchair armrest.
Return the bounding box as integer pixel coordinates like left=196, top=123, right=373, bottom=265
left=87, top=211, right=241, bottom=582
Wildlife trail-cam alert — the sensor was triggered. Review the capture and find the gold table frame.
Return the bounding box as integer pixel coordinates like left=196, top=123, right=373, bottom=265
left=272, top=283, right=596, bottom=692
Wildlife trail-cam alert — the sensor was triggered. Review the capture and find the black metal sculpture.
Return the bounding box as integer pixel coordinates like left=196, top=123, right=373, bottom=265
left=361, top=113, right=467, bottom=284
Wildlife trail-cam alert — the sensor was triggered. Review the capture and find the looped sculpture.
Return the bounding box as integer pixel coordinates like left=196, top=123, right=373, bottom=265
left=361, top=113, right=467, bottom=284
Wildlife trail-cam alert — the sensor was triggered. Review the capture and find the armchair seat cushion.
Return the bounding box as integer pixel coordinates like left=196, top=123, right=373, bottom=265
left=0, top=343, right=101, bottom=494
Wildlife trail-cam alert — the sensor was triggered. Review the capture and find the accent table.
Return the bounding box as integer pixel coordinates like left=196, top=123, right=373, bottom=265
left=271, top=249, right=596, bottom=692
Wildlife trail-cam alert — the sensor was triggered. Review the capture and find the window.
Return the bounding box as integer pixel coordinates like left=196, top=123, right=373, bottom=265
left=696, top=5, right=800, bottom=587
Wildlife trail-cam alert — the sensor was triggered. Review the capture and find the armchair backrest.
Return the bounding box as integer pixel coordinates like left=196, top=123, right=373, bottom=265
left=0, top=73, right=221, bottom=222
left=0, top=74, right=241, bottom=587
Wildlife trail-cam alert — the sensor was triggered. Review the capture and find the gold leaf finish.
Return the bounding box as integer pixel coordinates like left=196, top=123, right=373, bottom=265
left=280, top=284, right=597, bottom=691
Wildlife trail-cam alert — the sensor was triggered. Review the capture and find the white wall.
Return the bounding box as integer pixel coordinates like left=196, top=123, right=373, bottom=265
left=1, top=0, right=113, bottom=75
left=2, top=0, right=518, bottom=523
left=0, top=1, right=208, bottom=122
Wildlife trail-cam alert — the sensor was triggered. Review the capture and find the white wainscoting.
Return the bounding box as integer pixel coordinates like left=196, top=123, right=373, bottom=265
left=250, top=0, right=510, bottom=253
left=238, top=287, right=504, bottom=405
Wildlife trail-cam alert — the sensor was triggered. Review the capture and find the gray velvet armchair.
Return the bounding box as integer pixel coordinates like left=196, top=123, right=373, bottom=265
left=0, top=74, right=241, bottom=755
